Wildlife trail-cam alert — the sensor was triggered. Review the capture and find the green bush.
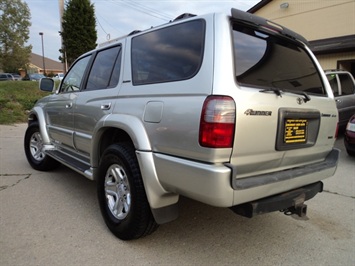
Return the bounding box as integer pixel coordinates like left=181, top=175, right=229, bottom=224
left=0, top=81, right=51, bottom=124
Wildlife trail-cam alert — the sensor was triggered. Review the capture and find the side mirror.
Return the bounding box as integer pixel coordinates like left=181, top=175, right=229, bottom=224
left=39, top=78, right=55, bottom=92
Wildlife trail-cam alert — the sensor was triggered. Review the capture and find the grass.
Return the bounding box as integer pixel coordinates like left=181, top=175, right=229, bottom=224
left=0, top=81, right=51, bottom=124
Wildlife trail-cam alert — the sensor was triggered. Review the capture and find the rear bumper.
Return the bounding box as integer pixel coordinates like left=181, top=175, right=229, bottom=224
left=231, top=148, right=339, bottom=190
left=230, top=181, right=323, bottom=218
left=154, top=148, right=340, bottom=207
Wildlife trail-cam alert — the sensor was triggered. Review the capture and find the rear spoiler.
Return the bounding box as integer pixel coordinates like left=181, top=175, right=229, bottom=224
left=231, top=8, right=309, bottom=45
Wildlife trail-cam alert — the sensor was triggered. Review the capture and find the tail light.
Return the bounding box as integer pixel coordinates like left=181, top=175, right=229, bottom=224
left=199, top=96, right=236, bottom=148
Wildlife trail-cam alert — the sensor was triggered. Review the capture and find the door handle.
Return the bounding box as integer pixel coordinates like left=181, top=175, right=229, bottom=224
left=101, top=103, right=111, bottom=110
left=65, top=103, right=73, bottom=109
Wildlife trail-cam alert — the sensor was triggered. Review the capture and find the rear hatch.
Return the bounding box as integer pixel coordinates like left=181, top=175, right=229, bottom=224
left=228, top=9, right=338, bottom=178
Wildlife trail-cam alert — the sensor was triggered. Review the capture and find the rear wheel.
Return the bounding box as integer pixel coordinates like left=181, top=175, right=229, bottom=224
left=97, top=143, right=158, bottom=240
left=24, top=122, right=60, bottom=171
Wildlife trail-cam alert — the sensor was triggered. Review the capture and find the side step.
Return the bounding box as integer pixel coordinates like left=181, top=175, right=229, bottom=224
left=46, top=150, right=94, bottom=180
left=230, top=182, right=323, bottom=218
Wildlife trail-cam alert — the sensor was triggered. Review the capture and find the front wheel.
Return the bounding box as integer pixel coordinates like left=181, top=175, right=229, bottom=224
left=97, top=143, right=158, bottom=240
left=24, top=122, right=60, bottom=171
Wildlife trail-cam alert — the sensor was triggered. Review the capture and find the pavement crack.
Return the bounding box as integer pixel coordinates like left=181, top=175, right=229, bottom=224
left=323, top=189, right=355, bottom=199
left=0, top=174, right=31, bottom=191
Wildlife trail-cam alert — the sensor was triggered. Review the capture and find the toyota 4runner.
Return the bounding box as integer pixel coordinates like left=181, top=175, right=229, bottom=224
left=24, top=9, right=340, bottom=240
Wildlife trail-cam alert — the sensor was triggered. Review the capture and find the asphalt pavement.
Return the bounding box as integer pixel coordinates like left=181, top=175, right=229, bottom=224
left=1, top=123, right=354, bottom=265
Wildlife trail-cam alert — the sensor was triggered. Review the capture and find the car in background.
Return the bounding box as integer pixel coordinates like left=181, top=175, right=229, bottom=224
left=344, top=115, right=355, bottom=156
left=53, top=73, right=64, bottom=81
left=0, top=73, right=15, bottom=81
left=22, top=73, right=46, bottom=81
left=325, top=70, right=355, bottom=128
left=10, top=73, right=22, bottom=81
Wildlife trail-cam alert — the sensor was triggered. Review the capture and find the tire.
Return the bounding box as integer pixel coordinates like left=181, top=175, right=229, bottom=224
left=97, top=143, right=158, bottom=240
left=24, top=122, right=60, bottom=171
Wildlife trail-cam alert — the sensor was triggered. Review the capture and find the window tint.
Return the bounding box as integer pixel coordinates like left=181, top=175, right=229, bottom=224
left=61, top=56, right=91, bottom=93
left=131, top=20, right=205, bottom=85
left=86, top=46, right=121, bottom=91
left=338, top=73, right=355, bottom=95
left=233, top=24, right=325, bottom=96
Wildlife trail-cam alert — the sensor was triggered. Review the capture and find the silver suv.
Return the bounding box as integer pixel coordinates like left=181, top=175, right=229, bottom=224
left=24, top=9, right=339, bottom=240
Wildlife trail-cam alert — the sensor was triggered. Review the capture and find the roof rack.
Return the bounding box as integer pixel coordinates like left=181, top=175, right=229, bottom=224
left=128, top=30, right=142, bottom=36
left=173, top=13, right=196, bottom=21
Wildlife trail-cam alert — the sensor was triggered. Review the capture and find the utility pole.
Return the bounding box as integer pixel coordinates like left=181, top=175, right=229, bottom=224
left=39, top=32, right=46, bottom=75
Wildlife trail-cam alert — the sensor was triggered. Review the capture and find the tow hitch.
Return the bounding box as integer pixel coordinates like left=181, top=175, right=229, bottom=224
left=282, top=203, right=307, bottom=217
left=230, top=182, right=322, bottom=218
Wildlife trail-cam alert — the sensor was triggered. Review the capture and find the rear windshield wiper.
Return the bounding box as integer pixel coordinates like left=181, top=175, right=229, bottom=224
left=260, top=88, right=311, bottom=102
left=284, top=90, right=311, bottom=102
left=260, top=88, right=283, bottom=97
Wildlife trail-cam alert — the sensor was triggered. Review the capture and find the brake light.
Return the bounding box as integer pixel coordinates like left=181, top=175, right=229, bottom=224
left=199, top=96, right=236, bottom=148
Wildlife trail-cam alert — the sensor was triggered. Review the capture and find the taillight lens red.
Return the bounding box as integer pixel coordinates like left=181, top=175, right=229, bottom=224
left=199, top=96, right=236, bottom=148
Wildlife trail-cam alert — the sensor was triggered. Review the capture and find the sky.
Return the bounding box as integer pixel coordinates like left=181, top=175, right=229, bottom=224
left=24, top=0, right=260, bottom=62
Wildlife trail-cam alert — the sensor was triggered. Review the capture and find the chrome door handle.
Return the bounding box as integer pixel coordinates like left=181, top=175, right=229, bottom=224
left=101, top=103, right=111, bottom=110
left=65, top=103, right=73, bottom=108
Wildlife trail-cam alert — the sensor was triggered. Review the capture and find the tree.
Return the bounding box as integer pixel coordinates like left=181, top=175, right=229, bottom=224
left=0, top=0, right=32, bottom=73
left=60, top=0, right=97, bottom=66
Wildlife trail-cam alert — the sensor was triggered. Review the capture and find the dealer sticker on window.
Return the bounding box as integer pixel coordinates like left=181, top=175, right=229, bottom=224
left=284, top=119, right=308, bottom=144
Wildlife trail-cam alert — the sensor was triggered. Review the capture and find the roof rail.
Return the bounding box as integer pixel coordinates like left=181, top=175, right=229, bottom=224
left=128, top=30, right=142, bottom=36
left=173, top=13, right=196, bottom=21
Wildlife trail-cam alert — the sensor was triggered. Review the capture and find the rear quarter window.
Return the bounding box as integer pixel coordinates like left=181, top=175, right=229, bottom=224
left=131, top=19, right=205, bottom=85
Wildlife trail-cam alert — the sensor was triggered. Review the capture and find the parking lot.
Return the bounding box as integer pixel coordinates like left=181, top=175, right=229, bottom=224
left=1, top=123, right=354, bottom=265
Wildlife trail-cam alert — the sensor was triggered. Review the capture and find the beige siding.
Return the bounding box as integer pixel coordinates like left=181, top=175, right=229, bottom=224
left=252, top=0, right=355, bottom=74
left=317, top=52, right=355, bottom=69
left=253, top=0, right=355, bottom=41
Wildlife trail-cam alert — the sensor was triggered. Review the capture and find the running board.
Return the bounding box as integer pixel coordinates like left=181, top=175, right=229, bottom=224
left=46, top=150, right=94, bottom=180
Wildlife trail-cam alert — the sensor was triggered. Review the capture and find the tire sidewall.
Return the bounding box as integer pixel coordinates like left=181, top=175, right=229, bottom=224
left=24, top=123, right=47, bottom=170
left=97, top=144, right=146, bottom=239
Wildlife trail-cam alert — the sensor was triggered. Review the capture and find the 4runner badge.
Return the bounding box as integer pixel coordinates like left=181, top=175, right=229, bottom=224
left=244, top=109, right=272, bottom=116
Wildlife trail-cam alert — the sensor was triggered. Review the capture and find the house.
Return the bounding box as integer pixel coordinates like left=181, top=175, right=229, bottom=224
left=248, top=0, right=355, bottom=77
left=22, top=52, right=64, bottom=77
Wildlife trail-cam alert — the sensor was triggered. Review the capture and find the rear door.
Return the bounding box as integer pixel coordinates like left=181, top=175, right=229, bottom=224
left=229, top=21, right=338, bottom=178
left=73, top=44, right=123, bottom=155
left=336, top=72, right=355, bottom=126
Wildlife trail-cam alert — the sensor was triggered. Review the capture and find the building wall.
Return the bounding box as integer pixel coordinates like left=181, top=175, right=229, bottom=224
left=317, top=51, right=355, bottom=70
left=252, top=0, right=355, bottom=74
left=252, top=0, right=355, bottom=41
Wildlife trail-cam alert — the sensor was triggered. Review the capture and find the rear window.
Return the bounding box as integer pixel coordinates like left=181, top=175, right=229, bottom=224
left=131, top=19, right=205, bottom=85
left=233, top=24, right=326, bottom=96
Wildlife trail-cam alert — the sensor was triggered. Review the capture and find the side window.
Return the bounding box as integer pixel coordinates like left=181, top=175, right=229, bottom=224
left=327, top=74, right=339, bottom=96
left=86, top=46, right=121, bottom=91
left=338, top=73, right=355, bottom=95
left=131, top=19, right=205, bottom=85
left=61, top=56, right=91, bottom=93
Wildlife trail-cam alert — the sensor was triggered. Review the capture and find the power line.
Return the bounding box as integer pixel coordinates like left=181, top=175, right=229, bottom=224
left=107, top=0, right=172, bottom=21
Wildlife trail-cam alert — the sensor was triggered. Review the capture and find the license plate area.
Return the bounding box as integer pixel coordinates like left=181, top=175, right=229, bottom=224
left=276, top=109, right=320, bottom=151
left=284, top=119, right=308, bottom=144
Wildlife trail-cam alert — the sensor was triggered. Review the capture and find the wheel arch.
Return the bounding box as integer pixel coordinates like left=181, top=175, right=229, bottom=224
left=27, top=107, right=51, bottom=144
left=91, top=114, right=152, bottom=169
left=91, top=114, right=179, bottom=224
